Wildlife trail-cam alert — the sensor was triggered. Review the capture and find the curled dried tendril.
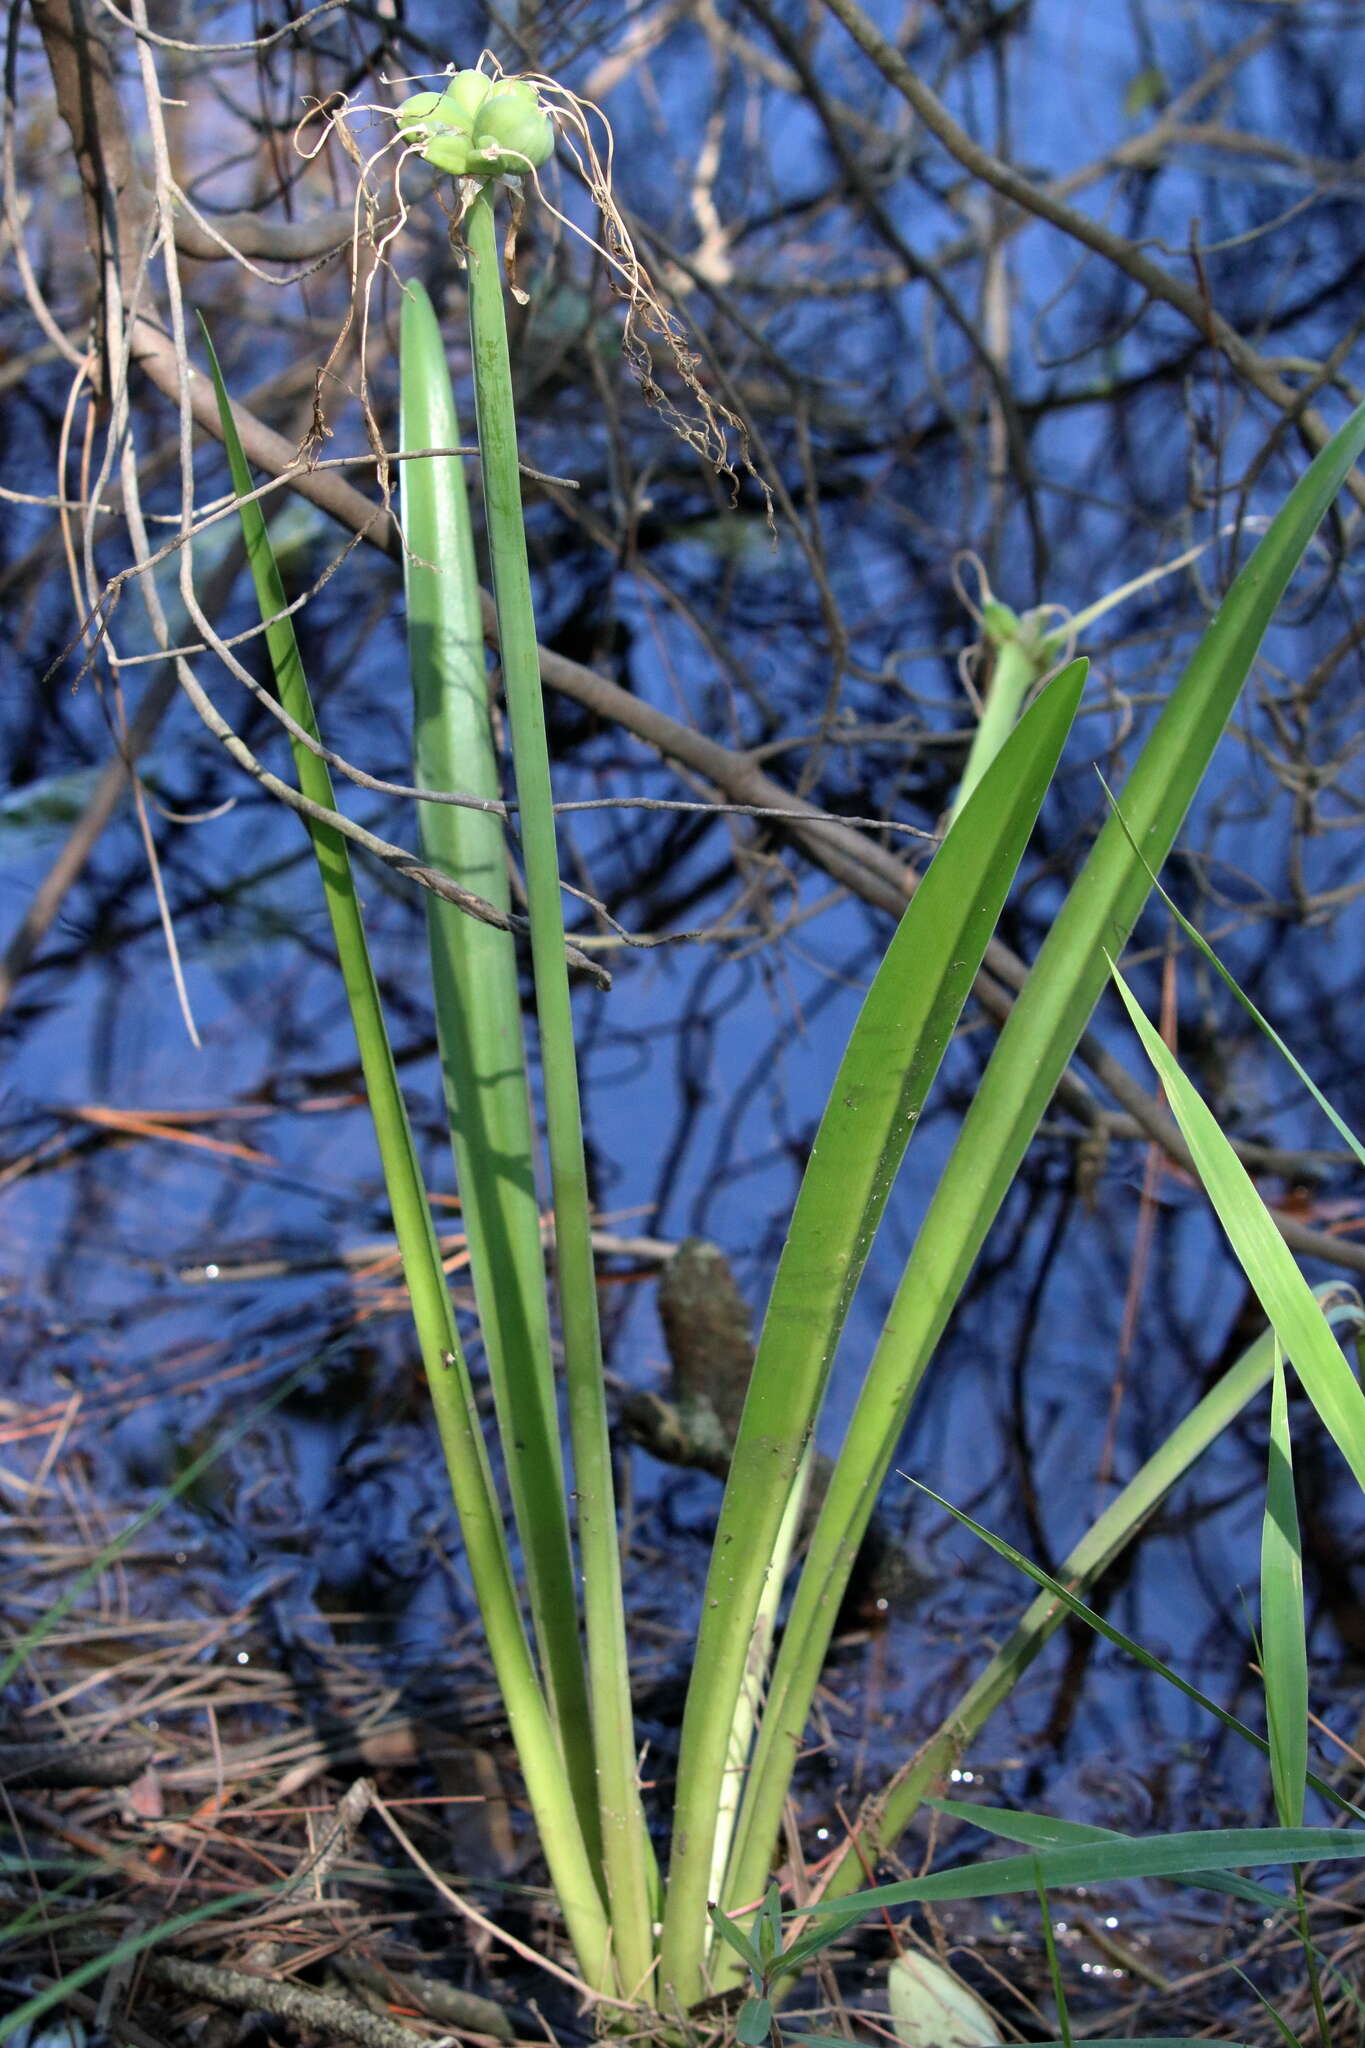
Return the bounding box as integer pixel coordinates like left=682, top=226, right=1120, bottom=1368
left=291, top=62, right=771, bottom=516
left=384, top=60, right=769, bottom=513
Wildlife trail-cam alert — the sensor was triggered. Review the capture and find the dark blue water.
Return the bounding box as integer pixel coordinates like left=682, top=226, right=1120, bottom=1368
left=2, top=0, right=1363, bottom=1886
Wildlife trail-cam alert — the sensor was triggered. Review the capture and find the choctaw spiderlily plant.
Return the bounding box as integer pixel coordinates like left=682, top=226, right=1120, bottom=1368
left=203, top=51, right=1365, bottom=2034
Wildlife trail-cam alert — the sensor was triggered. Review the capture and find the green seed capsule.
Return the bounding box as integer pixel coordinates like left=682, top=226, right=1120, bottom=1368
left=395, top=70, right=554, bottom=179
left=422, top=127, right=477, bottom=175
left=475, top=82, right=555, bottom=168
left=443, top=69, right=492, bottom=124
left=395, top=89, right=446, bottom=130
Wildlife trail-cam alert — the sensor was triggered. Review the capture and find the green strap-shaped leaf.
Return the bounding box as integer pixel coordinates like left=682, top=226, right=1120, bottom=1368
left=782, top=1823, right=1365, bottom=1968
left=661, top=657, right=1089, bottom=1988
left=399, top=277, right=599, bottom=1868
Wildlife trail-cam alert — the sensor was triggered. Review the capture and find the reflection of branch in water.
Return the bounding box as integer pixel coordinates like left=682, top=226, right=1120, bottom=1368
left=177, top=1226, right=675, bottom=1288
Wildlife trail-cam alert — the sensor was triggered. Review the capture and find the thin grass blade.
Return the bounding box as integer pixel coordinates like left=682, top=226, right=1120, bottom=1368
left=783, top=1824, right=1365, bottom=1965
left=0, top=1352, right=325, bottom=1689
left=1035, top=1870, right=1074, bottom=2048
left=904, top=1479, right=1347, bottom=1828
left=1231, top=1965, right=1307, bottom=2048
left=1110, top=967, right=1365, bottom=1492
left=1100, top=778, right=1365, bottom=1170
left=929, top=1797, right=1278, bottom=1908
left=0, top=1886, right=283, bottom=2042
left=803, top=1291, right=1364, bottom=1919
